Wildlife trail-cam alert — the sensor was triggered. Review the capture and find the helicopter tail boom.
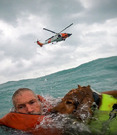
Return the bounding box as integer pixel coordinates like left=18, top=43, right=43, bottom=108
left=37, top=41, right=44, bottom=47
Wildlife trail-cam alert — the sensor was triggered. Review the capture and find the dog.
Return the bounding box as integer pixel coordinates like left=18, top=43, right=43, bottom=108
left=51, top=85, right=117, bottom=121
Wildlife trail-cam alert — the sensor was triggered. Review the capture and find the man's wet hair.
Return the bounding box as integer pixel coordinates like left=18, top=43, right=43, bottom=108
left=12, top=88, right=36, bottom=107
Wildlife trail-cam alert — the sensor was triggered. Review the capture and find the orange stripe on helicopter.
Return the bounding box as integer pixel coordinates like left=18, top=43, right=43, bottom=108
left=61, top=33, right=68, bottom=38
left=48, top=39, right=51, bottom=43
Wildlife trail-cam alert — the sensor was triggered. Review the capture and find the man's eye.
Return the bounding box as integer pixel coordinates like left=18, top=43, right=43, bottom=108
left=29, top=100, right=35, bottom=105
left=18, top=106, right=24, bottom=109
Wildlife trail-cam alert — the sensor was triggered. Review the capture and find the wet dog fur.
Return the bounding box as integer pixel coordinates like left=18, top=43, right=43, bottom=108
left=51, top=85, right=117, bottom=121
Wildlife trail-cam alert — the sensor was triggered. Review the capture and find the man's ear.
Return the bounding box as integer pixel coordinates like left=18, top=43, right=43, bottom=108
left=14, top=109, right=16, bottom=112
left=10, top=107, right=16, bottom=112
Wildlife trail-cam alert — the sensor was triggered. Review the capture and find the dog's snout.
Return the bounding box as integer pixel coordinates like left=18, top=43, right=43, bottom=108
left=51, top=108, right=58, bottom=114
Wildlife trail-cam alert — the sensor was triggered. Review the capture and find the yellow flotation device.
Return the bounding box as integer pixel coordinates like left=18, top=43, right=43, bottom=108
left=99, top=94, right=117, bottom=111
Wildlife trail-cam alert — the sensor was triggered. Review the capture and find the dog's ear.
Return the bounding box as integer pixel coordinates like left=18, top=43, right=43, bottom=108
left=78, top=85, right=81, bottom=89
left=87, top=85, right=90, bottom=88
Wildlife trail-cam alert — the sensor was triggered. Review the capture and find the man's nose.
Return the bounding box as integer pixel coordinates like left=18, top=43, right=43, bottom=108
left=26, top=104, right=33, bottom=113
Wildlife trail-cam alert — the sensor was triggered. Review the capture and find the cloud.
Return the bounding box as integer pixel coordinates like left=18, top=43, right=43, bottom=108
left=0, top=0, right=117, bottom=84
left=73, top=0, right=117, bottom=23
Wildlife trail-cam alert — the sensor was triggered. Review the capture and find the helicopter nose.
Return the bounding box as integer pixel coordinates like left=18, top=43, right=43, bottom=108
left=67, top=33, right=72, bottom=37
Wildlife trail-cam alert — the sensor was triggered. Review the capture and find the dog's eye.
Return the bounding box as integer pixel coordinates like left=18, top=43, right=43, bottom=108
left=66, top=101, right=73, bottom=104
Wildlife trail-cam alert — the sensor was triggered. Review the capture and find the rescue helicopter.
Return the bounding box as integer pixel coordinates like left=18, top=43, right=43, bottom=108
left=36, top=23, right=73, bottom=47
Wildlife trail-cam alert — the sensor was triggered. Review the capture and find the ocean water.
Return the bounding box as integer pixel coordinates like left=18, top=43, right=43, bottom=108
left=0, top=56, right=117, bottom=135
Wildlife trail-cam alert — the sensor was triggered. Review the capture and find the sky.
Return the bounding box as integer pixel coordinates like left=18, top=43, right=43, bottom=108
left=0, top=0, right=117, bottom=84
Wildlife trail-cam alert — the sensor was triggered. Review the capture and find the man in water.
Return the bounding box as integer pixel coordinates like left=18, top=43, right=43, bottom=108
left=0, top=88, right=62, bottom=135
left=12, top=88, right=43, bottom=114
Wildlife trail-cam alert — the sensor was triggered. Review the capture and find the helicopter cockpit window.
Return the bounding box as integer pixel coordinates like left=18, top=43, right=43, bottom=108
left=58, top=34, right=61, bottom=37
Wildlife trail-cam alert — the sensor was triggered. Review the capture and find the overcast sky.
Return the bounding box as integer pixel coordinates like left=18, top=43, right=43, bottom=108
left=0, top=0, right=117, bottom=84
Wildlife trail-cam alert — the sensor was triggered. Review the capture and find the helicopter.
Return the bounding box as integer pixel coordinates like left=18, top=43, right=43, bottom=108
left=36, top=23, right=73, bottom=47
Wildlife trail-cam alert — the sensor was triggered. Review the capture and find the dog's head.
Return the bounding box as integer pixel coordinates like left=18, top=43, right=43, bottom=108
left=51, top=85, right=96, bottom=121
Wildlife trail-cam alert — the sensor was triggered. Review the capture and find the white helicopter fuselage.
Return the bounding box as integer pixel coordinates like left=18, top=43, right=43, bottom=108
left=37, top=33, right=72, bottom=47
left=45, top=34, right=63, bottom=44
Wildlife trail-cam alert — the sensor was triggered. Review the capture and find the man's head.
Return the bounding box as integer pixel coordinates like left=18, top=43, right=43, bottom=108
left=12, top=88, right=42, bottom=114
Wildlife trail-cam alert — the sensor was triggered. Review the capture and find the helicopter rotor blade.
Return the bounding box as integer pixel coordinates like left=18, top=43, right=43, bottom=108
left=43, top=28, right=57, bottom=34
left=60, top=23, right=73, bottom=33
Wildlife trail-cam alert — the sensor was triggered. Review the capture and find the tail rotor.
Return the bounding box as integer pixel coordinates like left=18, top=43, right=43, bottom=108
left=36, top=40, right=43, bottom=47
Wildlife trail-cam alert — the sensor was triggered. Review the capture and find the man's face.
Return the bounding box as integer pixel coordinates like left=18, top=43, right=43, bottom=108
left=14, top=91, right=42, bottom=114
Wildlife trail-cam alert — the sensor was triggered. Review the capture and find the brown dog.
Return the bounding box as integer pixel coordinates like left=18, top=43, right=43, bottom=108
left=51, top=85, right=117, bottom=121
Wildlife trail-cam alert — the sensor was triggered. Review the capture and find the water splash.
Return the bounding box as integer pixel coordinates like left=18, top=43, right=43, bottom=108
left=35, top=114, right=91, bottom=135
